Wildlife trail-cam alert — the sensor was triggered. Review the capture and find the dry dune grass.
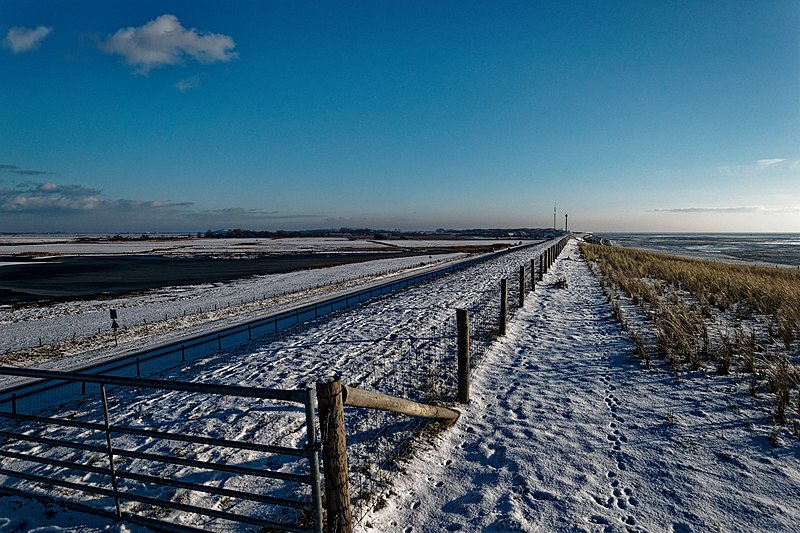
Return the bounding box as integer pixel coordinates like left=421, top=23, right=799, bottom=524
left=580, top=243, right=800, bottom=436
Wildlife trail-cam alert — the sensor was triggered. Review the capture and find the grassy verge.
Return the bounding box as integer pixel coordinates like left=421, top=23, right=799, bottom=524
left=580, top=242, right=800, bottom=437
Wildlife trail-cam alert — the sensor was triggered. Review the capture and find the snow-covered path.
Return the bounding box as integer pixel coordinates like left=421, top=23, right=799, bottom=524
left=362, top=240, right=800, bottom=532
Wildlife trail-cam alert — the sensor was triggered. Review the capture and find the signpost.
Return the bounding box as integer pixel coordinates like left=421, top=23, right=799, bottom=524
left=110, top=309, right=119, bottom=346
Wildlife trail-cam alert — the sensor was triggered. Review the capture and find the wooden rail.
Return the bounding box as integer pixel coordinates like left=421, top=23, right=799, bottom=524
left=342, top=385, right=460, bottom=421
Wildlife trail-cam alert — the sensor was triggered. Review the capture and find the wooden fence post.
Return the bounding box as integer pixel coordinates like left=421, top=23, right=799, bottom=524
left=539, top=255, right=544, bottom=280
left=500, top=278, right=508, bottom=336
left=456, top=309, right=470, bottom=404
left=530, top=258, right=536, bottom=291
left=316, top=378, right=353, bottom=533
left=519, top=265, right=525, bottom=308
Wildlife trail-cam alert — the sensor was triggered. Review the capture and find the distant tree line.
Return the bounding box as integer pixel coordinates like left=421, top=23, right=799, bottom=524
left=200, top=227, right=565, bottom=240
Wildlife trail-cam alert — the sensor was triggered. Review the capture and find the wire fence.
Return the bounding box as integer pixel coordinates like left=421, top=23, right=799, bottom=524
left=337, top=237, right=567, bottom=523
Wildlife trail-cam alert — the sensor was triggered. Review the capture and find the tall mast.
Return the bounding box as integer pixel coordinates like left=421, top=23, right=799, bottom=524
left=553, top=203, right=557, bottom=230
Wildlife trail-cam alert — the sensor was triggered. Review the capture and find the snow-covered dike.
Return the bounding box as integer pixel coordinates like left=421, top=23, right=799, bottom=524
left=362, top=240, right=800, bottom=532
left=1, top=240, right=797, bottom=532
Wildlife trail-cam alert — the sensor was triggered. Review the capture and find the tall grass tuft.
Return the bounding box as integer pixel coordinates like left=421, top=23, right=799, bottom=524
left=581, top=242, right=800, bottom=430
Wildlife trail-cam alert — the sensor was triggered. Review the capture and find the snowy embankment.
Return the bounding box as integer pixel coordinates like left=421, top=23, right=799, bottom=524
left=362, top=240, right=799, bottom=532
left=1, top=239, right=797, bottom=532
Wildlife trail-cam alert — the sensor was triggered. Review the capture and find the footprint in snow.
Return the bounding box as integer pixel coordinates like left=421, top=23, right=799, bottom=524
left=592, top=495, right=615, bottom=509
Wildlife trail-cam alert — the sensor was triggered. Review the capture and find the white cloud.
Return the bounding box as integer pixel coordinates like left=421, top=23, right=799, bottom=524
left=3, top=25, right=52, bottom=53
left=717, top=158, right=799, bottom=176
left=756, top=159, right=787, bottom=167
left=175, top=74, right=202, bottom=92
left=99, top=14, right=237, bottom=74
left=655, top=206, right=800, bottom=214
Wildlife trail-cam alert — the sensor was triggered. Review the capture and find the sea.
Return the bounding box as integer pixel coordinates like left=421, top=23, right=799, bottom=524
left=597, top=233, right=800, bottom=268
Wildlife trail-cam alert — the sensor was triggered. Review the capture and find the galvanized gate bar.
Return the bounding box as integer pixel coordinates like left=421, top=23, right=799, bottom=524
left=0, top=366, right=325, bottom=532
left=116, top=469, right=312, bottom=510
left=111, top=446, right=313, bottom=484
left=0, top=366, right=307, bottom=403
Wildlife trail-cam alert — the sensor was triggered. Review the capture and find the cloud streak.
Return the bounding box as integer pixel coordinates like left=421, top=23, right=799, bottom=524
left=0, top=181, right=192, bottom=213
left=99, top=14, right=237, bottom=74
left=175, top=74, right=203, bottom=92
left=0, top=164, right=50, bottom=176
left=3, top=25, right=52, bottom=53
left=717, top=158, right=799, bottom=176
left=0, top=179, right=326, bottom=232
left=655, top=206, right=800, bottom=214
left=9, top=169, right=50, bottom=176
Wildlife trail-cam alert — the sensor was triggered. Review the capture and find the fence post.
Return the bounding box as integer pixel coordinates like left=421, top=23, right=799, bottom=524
left=530, top=258, right=536, bottom=291
left=456, top=309, right=470, bottom=404
left=303, top=388, right=325, bottom=533
left=539, top=255, right=544, bottom=280
left=100, top=384, right=122, bottom=519
left=500, top=278, right=508, bottom=336
left=316, top=378, right=352, bottom=533
left=519, top=265, right=525, bottom=308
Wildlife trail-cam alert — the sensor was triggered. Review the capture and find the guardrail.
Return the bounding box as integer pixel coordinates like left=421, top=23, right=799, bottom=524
left=0, top=366, right=323, bottom=533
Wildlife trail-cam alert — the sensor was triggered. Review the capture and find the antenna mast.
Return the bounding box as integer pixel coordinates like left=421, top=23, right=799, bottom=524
left=553, top=203, right=557, bottom=230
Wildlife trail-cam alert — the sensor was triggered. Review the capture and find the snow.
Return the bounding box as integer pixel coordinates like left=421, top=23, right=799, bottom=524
left=0, top=236, right=524, bottom=257
left=361, top=240, right=800, bottom=531
left=1, top=239, right=798, bottom=531
left=0, top=495, right=134, bottom=532
left=0, top=252, right=466, bottom=372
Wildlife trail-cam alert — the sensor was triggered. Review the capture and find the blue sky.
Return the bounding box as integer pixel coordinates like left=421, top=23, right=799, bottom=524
left=1, top=1, right=798, bottom=233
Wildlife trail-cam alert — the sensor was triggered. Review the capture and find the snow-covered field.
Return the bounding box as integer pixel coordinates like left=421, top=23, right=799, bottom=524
left=1, top=239, right=797, bottom=531
left=0, top=235, right=523, bottom=257
left=0, top=251, right=466, bottom=371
